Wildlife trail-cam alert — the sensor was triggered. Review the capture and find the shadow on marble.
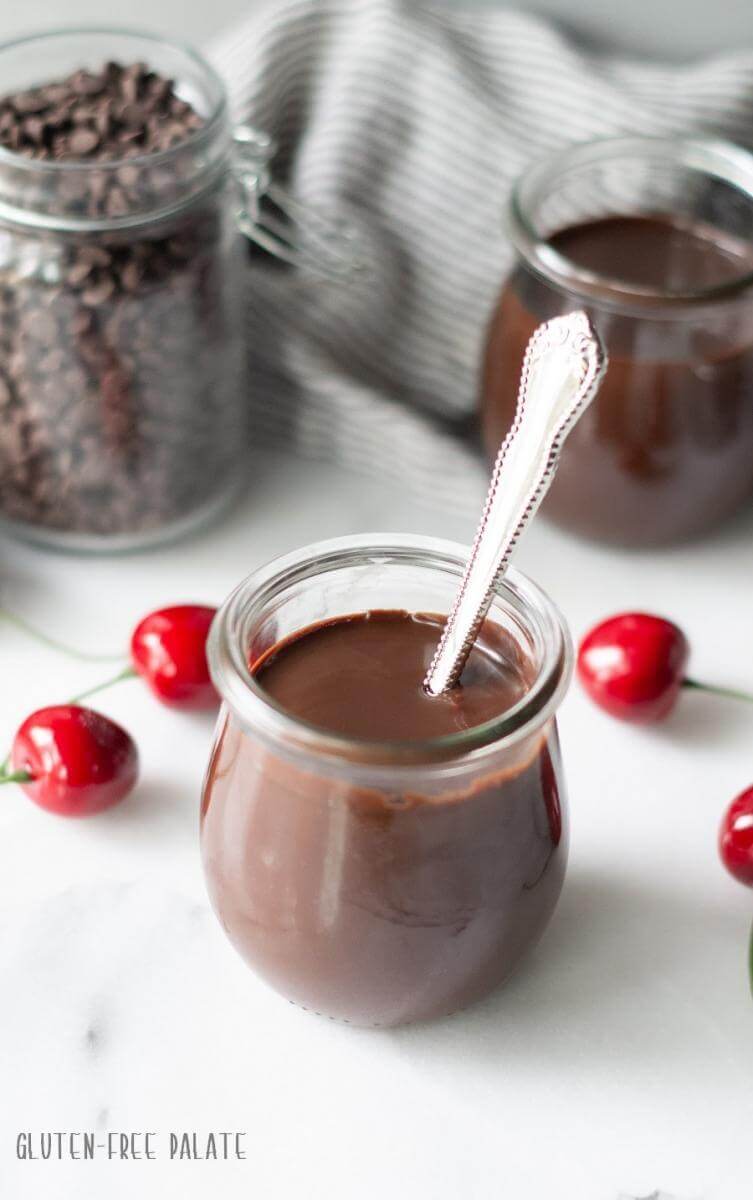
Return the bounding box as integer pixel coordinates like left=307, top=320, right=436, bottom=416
left=644, top=686, right=753, bottom=749
left=96, top=775, right=199, bottom=839
left=386, top=868, right=742, bottom=1071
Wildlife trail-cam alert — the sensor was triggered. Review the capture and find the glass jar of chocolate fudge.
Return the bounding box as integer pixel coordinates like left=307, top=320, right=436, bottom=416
left=481, top=137, right=753, bottom=547
left=0, top=30, right=358, bottom=551
left=201, top=534, right=572, bottom=1028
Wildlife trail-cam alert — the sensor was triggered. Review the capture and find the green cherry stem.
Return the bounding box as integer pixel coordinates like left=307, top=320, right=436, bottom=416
left=0, top=769, right=31, bottom=785
left=0, top=665, right=138, bottom=778
left=68, top=665, right=137, bottom=706
left=683, top=678, right=753, bottom=705
left=0, top=605, right=123, bottom=663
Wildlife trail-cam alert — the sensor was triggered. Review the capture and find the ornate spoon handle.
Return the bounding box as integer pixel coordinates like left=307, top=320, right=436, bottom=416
left=424, top=311, right=607, bottom=697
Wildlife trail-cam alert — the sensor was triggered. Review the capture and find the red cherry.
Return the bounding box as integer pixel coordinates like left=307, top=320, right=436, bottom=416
left=8, top=705, right=138, bottom=817
left=130, top=605, right=217, bottom=710
left=577, top=612, right=689, bottom=724
left=719, top=788, right=753, bottom=887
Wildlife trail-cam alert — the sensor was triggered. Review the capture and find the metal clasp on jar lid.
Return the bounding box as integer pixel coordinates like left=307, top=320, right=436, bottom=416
left=232, top=125, right=368, bottom=281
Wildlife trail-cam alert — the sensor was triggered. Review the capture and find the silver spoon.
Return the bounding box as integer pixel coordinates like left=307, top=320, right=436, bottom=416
left=424, top=310, right=607, bottom=697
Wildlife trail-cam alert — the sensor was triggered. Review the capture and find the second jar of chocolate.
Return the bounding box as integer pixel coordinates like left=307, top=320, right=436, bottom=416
left=482, top=137, right=753, bottom=547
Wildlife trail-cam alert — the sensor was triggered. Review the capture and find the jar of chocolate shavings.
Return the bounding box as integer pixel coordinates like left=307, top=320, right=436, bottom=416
left=0, top=29, right=362, bottom=551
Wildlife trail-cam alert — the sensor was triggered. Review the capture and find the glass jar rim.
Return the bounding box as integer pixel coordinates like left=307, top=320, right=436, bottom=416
left=508, top=135, right=753, bottom=310
left=208, top=533, right=573, bottom=772
left=0, top=27, right=230, bottom=232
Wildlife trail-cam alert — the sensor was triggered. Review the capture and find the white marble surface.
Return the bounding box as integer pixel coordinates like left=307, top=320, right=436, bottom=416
left=1, top=452, right=752, bottom=1200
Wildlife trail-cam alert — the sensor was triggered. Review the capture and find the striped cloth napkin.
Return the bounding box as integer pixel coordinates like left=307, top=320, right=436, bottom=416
left=211, top=0, right=753, bottom=519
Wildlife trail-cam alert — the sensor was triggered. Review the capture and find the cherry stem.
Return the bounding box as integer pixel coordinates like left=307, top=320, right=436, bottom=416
left=0, top=769, right=32, bottom=785
left=0, top=605, right=123, bottom=663
left=0, top=666, right=137, bottom=779
left=68, top=665, right=137, bottom=706
left=683, top=678, right=753, bottom=705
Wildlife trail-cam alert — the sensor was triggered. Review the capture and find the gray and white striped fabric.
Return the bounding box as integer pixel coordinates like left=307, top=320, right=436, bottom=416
left=211, top=0, right=753, bottom=519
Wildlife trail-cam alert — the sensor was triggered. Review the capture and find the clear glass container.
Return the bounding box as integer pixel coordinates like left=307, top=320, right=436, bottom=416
left=481, top=137, right=753, bottom=547
left=0, top=30, right=359, bottom=552
left=201, top=534, right=572, bottom=1028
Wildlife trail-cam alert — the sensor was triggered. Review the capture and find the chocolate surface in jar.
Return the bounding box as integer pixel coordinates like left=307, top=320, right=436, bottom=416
left=253, top=609, right=532, bottom=739
left=0, top=32, right=245, bottom=549
left=201, top=539, right=571, bottom=1028
left=482, top=139, right=753, bottom=547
